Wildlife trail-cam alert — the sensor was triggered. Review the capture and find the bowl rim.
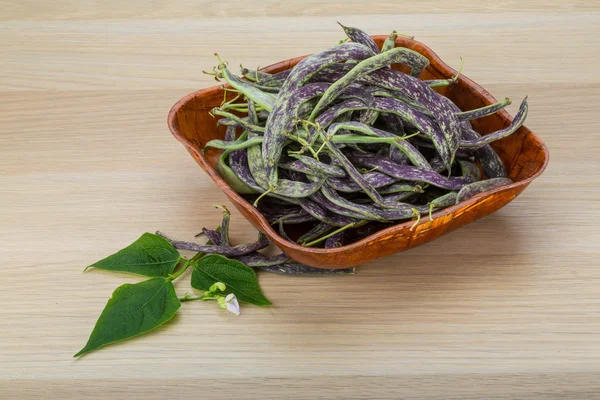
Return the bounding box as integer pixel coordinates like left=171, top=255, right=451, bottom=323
left=168, top=35, right=550, bottom=255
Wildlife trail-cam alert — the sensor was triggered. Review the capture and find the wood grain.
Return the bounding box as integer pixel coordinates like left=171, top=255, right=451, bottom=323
left=1, top=2, right=599, bottom=399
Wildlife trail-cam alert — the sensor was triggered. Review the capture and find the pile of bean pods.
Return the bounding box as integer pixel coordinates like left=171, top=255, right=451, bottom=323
left=204, top=23, right=528, bottom=248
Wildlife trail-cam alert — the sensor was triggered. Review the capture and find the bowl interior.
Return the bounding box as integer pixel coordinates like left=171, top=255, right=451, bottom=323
left=168, top=36, right=549, bottom=268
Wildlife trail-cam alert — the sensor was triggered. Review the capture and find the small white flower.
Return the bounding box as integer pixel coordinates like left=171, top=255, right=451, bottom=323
left=224, top=293, right=240, bottom=316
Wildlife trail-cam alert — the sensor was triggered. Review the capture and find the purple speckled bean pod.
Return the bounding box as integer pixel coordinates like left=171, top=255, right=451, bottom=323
left=251, top=174, right=351, bottom=227
left=319, top=184, right=388, bottom=222
left=379, top=112, right=405, bottom=135
left=258, top=263, right=355, bottom=275
left=235, top=252, right=291, bottom=267
left=459, top=98, right=528, bottom=149
left=417, top=154, right=450, bottom=175
left=261, top=206, right=304, bottom=224
left=370, top=97, right=451, bottom=171
left=381, top=112, right=409, bottom=164
left=204, top=136, right=263, bottom=152
left=359, top=109, right=379, bottom=125
left=297, top=198, right=328, bottom=220
left=327, top=171, right=399, bottom=192
left=247, top=98, right=258, bottom=125
left=378, top=182, right=424, bottom=195
left=302, top=200, right=357, bottom=227
left=308, top=62, right=355, bottom=83
left=229, top=239, right=355, bottom=274
left=430, top=191, right=458, bottom=209
left=308, top=47, right=430, bottom=121
left=240, top=67, right=272, bottom=83
left=374, top=202, right=430, bottom=221
left=270, top=207, right=310, bottom=221
left=229, top=149, right=300, bottom=205
left=456, top=178, right=513, bottom=204
left=381, top=31, right=398, bottom=53
left=388, top=146, right=409, bottom=165
left=259, top=204, right=304, bottom=223
left=258, top=81, right=332, bottom=183
left=215, top=205, right=231, bottom=246
left=333, top=109, right=354, bottom=124
left=313, top=98, right=369, bottom=132
left=262, top=69, right=292, bottom=86
left=241, top=68, right=293, bottom=88
left=224, top=125, right=238, bottom=141
left=263, top=43, right=376, bottom=188
left=156, top=231, right=269, bottom=257
left=437, top=94, right=507, bottom=178
left=285, top=167, right=309, bottom=182
left=461, top=129, right=506, bottom=178
left=289, top=154, right=346, bottom=177
left=278, top=158, right=318, bottom=177
left=297, top=222, right=335, bottom=244
left=363, top=68, right=461, bottom=168
left=331, top=194, right=429, bottom=221
left=348, top=152, right=472, bottom=190
left=229, top=148, right=266, bottom=192
left=338, top=22, right=380, bottom=54
left=274, top=213, right=316, bottom=224
left=216, top=149, right=259, bottom=195
left=296, top=198, right=354, bottom=227
left=326, top=142, right=388, bottom=207
left=381, top=191, right=417, bottom=203
left=458, top=160, right=482, bottom=182
left=198, top=227, right=222, bottom=246
left=216, top=118, right=241, bottom=127
left=257, top=111, right=270, bottom=121
left=458, top=97, right=511, bottom=121
left=342, top=84, right=425, bottom=112
left=310, top=190, right=370, bottom=221
left=412, top=138, right=473, bottom=161
left=311, top=94, right=443, bottom=170
left=247, top=144, right=326, bottom=198
left=325, top=230, right=346, bottom=248
left=277, top=220, right=293, bottom=241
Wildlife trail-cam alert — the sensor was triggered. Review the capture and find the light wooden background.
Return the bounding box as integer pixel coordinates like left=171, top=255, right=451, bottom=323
left=1, top=1, right=599, bottom=399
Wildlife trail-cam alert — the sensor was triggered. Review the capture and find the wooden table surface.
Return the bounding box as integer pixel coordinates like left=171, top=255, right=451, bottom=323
left=1, top=2, right=599, bottom=399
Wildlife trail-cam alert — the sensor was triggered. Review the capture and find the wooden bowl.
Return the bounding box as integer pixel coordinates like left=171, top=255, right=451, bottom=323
left=168, top=36, right=549, bottom=269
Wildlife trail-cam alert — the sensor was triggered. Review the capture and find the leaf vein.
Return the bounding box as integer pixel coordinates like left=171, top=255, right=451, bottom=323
left=87, top=279, right=170, bottom=350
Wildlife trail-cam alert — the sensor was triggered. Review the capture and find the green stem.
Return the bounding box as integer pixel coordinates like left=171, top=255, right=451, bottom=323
left=302, top=221, right=366, bottom=247
left=313, top=128, right=330, bottom=157
left=253, top=188, right=273, bottom=207
left=221, top=105, right=266, bottom=112
left=222, top=87, right=241, bottom=94
left=179, top=291, right=219, bottom=303
left=189, top=252, right=205, bottom=264
left=179, top=296, right=205, bottom=302
left=400, top=132, right=419, bottom=141
left=169, top=258, right=193, bottom=281
left=409, top=208, right=421, bottom=231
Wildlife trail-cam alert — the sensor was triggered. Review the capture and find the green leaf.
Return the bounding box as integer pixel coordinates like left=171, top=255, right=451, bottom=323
left=74, top=277, right=181, bottom=357
left=85, top=233, right=180, bottom=277
left=191, top=255, right=272, bottom=306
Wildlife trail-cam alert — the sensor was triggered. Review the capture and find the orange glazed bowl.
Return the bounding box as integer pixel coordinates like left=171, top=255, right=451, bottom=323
left=167, top=36, right=549, bottom=269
